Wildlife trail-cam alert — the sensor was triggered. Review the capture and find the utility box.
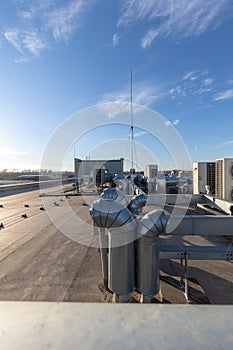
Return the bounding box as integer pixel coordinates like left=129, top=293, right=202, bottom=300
left=216, top=158, right=233, bottom=202
left=193, top=161, right=215, bottom=194
left=144, top=164, right=158, bottom=179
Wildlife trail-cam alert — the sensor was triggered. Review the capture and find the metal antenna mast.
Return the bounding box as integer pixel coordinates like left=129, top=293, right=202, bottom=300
left=130, top=70, right=134, bottom=191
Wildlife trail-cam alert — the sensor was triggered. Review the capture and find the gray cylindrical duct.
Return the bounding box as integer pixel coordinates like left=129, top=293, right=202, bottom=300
left=128, top=194, right=147, bottom=216
left=147, top=178, right=156, bottom=194
left=90, top=188, right=136, bottom=300
left=99, top=228, right=108, bottom=289
left=108, top=218, right=136, bottom=297
left=136, top=209, right=167, bottom=303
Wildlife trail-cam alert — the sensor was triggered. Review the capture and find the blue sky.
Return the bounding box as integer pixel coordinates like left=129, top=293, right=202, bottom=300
left=1, top=0, right=233, bottom=171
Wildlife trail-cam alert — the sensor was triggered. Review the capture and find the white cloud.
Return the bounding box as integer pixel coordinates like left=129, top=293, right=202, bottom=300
left=16, top=0, right=53, bottom=19
left=134, top=83, right=167, bottom=105
left=14, top=56, right=30, bottom=63
left=4, top=29, right=22, bottom=52
left=22, top=30, right=47, bottom=55
left=99, top=68, right=226, bottom=111
left=164, top=119, right=180, bottom=127
left=197, top=87, right=211, bottom=95
left=141, top=29, right=158, bottom=48
left=182, top=71, right=197, bottom=81
left=169, top=70, right=214, bottom=99
left=134, top=131, right=148, bottom=138
left=169, top=84, right=186, bottom=97
left=112, top=33, right=119, bottom=47
left=4, top=0, right=95, bottom=59
left=97, top=103, right=131, bottom=120
left=117, top=0, right=233, bottom=48
left=173, top=119, right=179, bottom=125
left=4, top=28, right=47, bottom=57
left=203, top=78, right=214, bottom=86
left=117, top=0, right=157, bottom=27
left=100, top=89, right=130, bottom=104
left=47, top=0, right=91, bottom=41
left=211, top=140, right=233, bottom=150
left=99, top=81, right=167, bottom=107
left=214, top=89, right=233, bottom=101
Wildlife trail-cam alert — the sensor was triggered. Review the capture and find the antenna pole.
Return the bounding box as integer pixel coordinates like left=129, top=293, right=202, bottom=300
left=130, top=70, right=134, bottom=192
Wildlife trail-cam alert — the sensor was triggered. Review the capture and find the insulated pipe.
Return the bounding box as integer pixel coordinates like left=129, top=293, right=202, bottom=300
left=166, top=215, right=233, bottom=236
left=136, top=210, right=167, bottom=303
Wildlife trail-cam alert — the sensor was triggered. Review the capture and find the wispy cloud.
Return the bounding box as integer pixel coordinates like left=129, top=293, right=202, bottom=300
left=141, top=29, right=158, bottom=48
left=164, top=119, right=180, bottom=127
left=117, top=0, right=233, bottom=48
left=182, top=71, right=198, bottom=81
left=99, top=81, right=168, bottom=106
left=23, top=30, right=47, bottom=55
left=213, top=89, right=233, bottom=101
left=211, top=140, right=233, bottom=150
left=47, top=0, right=93, bottom=41
left=3, top=0, right=94, bottom=59
left=4, top=29, right=22, bottom=52
left=97, top=103, right=131, bottom=120
left=169, top=70, right=214, bottom=100
left=203, top=78, right=214, bottom=86
left=100, top=88, right=130, bottom=104
left=112, top=33, right=119, bottom=47
left=173, top=119, right=179, bottom=125
left=134, top=131, right=148, bottom=138
left=100, top=68, right=232, bottom=109
left=4, top=28, right=47, bottom=57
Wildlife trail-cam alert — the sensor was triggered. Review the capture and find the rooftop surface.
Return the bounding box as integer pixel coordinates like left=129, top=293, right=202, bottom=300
left=0, top=186, right=232, bottom=304
left=0, top=186, right=232, bottom=349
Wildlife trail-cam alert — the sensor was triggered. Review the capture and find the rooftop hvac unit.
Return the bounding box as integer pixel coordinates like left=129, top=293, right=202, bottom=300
left=216, top=158, right=233, bottom=202
left=144, top=164, right=158, bottom=179
left=193, top=161, right=215, bottom=194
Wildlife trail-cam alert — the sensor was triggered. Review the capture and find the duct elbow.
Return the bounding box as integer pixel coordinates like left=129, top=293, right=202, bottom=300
left=128, top=194, right=147, bottom=215
left=90, top=188, right=134, bottom=230
left=100, top=188, right=128, bottom=207
left=138, top=209, right=167, bottom=237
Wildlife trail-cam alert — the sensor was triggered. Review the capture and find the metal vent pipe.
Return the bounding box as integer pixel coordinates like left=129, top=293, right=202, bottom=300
left=136, top=209, right=167, bottom=303
left=128, top=194, right=147, bottom=216
left=90, top=188, right=136, bottom=302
